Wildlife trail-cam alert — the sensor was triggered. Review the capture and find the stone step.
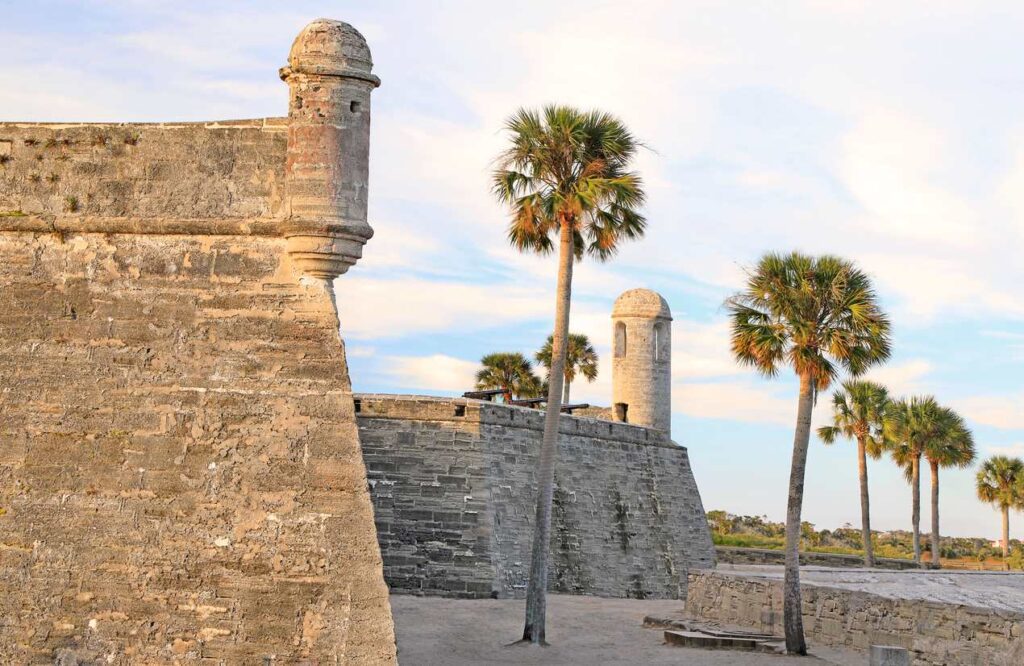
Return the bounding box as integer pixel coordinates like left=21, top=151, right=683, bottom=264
left=663, top=630, right=763, bottom=651
left=645, top=615, right=779, bottom=641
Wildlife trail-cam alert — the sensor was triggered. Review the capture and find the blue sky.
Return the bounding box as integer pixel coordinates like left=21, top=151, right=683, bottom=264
left=4, top=1, right=1023, bottom=538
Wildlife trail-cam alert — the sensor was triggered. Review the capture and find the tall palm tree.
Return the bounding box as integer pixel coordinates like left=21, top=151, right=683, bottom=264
left=976, top=455, right=1024, bottom=557
left=817, top=380, right=890, bottom=567
left=726, top=252, right=891, bottom=654
left=475, top=352, right=541, bottom=402
left=885, top=396, right=942, bottom=566
left=535, top=333, right=598, bottom=403
left=493, top=105, right=646, bottom=645
left=922, top=407, right=975, bottom=567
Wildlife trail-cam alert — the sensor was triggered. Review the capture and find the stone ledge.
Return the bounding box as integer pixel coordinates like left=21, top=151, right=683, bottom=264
left=354, top=393, right=681, bottom=450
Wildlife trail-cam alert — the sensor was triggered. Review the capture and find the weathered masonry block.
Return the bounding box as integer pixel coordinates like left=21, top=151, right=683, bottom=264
left=0, top=19, right=396, bottom=665
left=356, top=395, right=716, bottom=600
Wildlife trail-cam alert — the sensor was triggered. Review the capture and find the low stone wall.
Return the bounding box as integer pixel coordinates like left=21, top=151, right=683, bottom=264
left=356, top=394, right=716, bottom=600
left=716, top=546, right=920, bottom=570
left=685, top=569, right=1024, bottom=665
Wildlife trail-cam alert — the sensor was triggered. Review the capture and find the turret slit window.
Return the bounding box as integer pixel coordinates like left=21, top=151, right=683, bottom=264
left=614, top=322, right=627, bottom=358
left=653, top=323, right=661, bottom=361
left=653, top=321, right=668, bottom=362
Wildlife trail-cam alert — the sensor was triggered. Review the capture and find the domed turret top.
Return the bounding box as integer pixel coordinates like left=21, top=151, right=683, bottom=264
left=612, top=288, right=672, bottom=320
left=282, top=18, right=380, bottom=86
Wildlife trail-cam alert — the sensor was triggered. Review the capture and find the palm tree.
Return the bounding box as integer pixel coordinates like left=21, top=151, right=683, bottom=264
left=817, top=380, right=890, bottom=567
left=976, top=455, right=1024, bottom=557
left=535, top=333, right=598, bottom=403
left=475, top=352, right=541, bottom=402
left=726, top=252, right=891, bottom=654
left=885, top=396, right=942, bottom=566
left=922, top=407, right=975, bottom=568
left=493, top=105, right=646, bottom=645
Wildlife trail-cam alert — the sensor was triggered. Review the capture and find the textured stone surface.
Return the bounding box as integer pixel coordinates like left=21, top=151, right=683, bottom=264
left=0, top=120, right=287, bottom=220
left=0, top=16, right=396, bottom=665
left=871, top=645, right=911, bottom=666
left=685, top=568, right=1024, bottom=666
left=611, top=289, right=672, bottom=435
left=356, top=395, right=716, bottom=600
left=0, top=231, right=395, bottom=664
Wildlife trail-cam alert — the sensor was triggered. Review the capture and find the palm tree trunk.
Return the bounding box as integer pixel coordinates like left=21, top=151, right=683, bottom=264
left=522, top=221, right=574, bottom=645
left=783, top=373, right=813, bottom=655
left=563, top=379, right=570, bottom=404
left=856, top=437, right=874, bottom=568
left=911, top=454, right=921, bottom=565
left=1002, top=505, right=1010, bottom=558
left=930, top=459, right=941, bottom=568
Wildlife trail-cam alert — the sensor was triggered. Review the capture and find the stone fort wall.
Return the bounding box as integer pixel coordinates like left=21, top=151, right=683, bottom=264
left=0, top=120, right=394, bottom=665
left=356, top=394, right=716, bottom=600
left=0, top=18, right=397, bottom=665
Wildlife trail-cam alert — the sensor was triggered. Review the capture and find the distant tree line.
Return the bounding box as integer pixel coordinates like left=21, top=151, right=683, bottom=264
left=707, top=509, right=1024, bottom=569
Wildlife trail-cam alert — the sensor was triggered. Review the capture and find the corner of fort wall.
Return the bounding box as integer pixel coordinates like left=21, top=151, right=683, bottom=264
left=355, top=394, right=717, bottom=600
left=0, top=19, right=396, bottom=665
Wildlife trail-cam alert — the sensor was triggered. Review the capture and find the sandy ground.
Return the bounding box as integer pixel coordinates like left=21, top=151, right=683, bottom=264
left=390, top=594, right=865, bottom=665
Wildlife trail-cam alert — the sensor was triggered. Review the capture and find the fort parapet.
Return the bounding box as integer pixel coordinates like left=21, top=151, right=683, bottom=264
left=0, top=19, right=396, bottom=665
left=356, top=394, right=716, bottom=600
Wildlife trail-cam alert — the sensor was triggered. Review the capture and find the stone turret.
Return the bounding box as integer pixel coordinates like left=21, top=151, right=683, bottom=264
left=611, top=288, right=672, bottom=436
left=280, top=19, right=381, bottom=282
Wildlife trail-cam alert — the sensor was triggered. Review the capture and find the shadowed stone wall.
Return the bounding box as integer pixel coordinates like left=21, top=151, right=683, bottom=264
left=356, top=395, right=716, bottom=600
left=0, top=17, right=396, bottom=665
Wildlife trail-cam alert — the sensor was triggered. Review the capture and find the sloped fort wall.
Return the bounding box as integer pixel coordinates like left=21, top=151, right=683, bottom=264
left=0, top=19, right=397, bottom=666
left=356, top=395, right=717, bottom=600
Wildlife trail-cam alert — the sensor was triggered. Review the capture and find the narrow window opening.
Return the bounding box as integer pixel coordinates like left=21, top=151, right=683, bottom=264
left=615, top=402, right=629, bottom=423
left=350, top=100, right=361, bottom=113
left=614, top=322, right=627, bottom=358
left=653, top=324, right=661, bottom=361
left=353, top=398, right=362, bottom=413
left=454, top=404, right=466, bottom=417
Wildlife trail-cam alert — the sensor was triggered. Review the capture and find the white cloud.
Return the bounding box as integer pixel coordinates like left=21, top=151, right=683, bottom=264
left=676, top=380, right=796, bottom=426
left=335, top=277, right=551, bottom=340
left=985, top=442, right=1024, bottom=458
left=378, top=354, right=478, bottom=393
left=860, top=359, right=933, bottom=396
left=955, top=393, right=1024, bottom=430
left=838, top=110, right=977, bottom=245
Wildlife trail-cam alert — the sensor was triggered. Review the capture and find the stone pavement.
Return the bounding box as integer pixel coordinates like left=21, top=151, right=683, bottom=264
left=390, top=593, right=864, bottom=665
left=720, top=564, right=1024, bottom=612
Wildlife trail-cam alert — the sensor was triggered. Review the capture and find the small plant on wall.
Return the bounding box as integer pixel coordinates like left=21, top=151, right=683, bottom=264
left=63, top=196, right=79, bottom=213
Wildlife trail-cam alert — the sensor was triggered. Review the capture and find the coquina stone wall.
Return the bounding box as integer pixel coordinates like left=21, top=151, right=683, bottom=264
left=685, top=569, right=1024, bottom=665
left=355, top=395, right=716, bottom=600
left=0, top=18, right=397, bottom=665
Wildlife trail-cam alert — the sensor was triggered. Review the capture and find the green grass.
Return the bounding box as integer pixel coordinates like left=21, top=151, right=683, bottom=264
left=0, top=210, right=27, bottom=217
left=713, top=533, right=914, bottom=560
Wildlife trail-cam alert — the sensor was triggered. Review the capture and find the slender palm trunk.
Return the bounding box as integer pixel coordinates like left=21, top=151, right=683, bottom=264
left=856, top=437, right=874, bottom=567
left=783, top=374, right=814, bottom=655
left=930, top=459, right=941, bottom=568
left=563, top=379, right=570, bottom=404
left=1002, top=505, right=1010, bottom=558
left=911, top=454, right=921, bottom=566
left=522, top=221, right=574, bottom=645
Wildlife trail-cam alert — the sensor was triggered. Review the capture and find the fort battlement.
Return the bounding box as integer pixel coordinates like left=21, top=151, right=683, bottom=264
left=355, top=394, right=716, bottom=600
